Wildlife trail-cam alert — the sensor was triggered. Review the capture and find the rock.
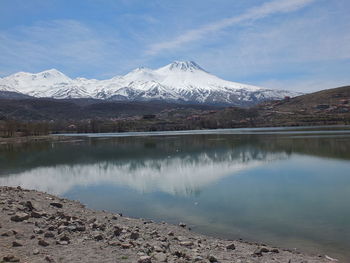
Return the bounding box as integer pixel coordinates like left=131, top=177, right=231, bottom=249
left=114, top=226, right=122, bottom=236
left=56, top=240, right=69, bottom=245
left=93, top=233, right=104, bottom=241
left=179, top=241, right=194, bottom=247
left=253, top=247, right=270, bottom=256
left=153, top=253, right=167, bottom=262
left=138, top=256, right=152, bottom=263
left=153, top=245, right=163, bottom=252
left=45, top=255, right=54, bottom=262
left=76, top=225, right=86, bottom=232
left=10, top=212, right=29, bottom=222
left=3, top=255, right=20, bottom=262
left=208, top=255, right=218, bottom=262
left=33, top=249, right=40, bottom=255
left=50, top=202, right=63, bottom=208
left=33, top=228, right=44, bottom=234
left=121, top=243, right=132, bottom=249
left=179, top=222, right=186, bottom=228
left=271, top=248, right=279, bottom=253
left=12, top=240, right=23, bottom=247
left=130, top=232, right=140, bottom=240
left=226, top=243, right=236, bottom=250
left=44, top=232, right=55, bottom=238
left=1, top=230, right=14, bottom=237
left=38, top=239, right=50, bottom=247
left=167, top=231, right=174, bottom=236
left=59, top=234, right=70, bottom=242
left=194, top=255, right=204, bottom=262
left=31, top=211, right=43, bottom=218
left=24, top=200, right=35, bottom=211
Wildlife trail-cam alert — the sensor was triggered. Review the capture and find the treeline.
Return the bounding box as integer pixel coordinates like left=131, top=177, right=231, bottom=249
left=0, top=120, right=50, bottom=138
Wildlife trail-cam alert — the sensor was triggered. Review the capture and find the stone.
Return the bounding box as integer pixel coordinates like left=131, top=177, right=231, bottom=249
left=56, top=240, right=69, bottom=245
left=31, top=211, right=43, bottom=218
left=138, top=256, right=152, bottom=263
left=59, top=234, right=70, bottom=242
left=167, top=231, right=174, bottom=236
left=12, top=240, right=23, bottom=247
left=179, top=222, right=186, bottom=228
left=50, top=202, right=63, bottom=208
left=10, top=212, right=29, bottom=222
left=33, top=228, right=44, bottom=234
left=45, top=256, right=54, bottom=262
left=44, top=232, right=55, bottom=238
left=76, top=225, right=86, bottom=231
left=153, top=253, right=167, bottom=262
left=179, top=241, right=194, bottom=247
left=271, top=248, right=279, bottom=253
left=3, top=255, right=20, bottom=262
left=208, top=255, right=218, bottom=262
left=94, top=234, right=104, bottom=241
left=130, top=232, right=140, bottom=240
left=253, top=247, right=270, bottom=256
left=33, top=249, right=40, bottom=255
left=226, top=243, right=236, bottom=250
left=121, top=243, right=132, bottom=249
left=38, top=239, right=50, bottom=247
left=114, top=226, right=122, bottom=236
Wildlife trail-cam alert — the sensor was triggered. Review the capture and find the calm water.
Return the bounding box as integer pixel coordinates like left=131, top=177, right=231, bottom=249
left=1, top=126, right=350, bottom=261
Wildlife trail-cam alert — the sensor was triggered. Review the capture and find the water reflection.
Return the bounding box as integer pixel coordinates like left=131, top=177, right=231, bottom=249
left=0, top=150, right=288, bottom=195
left=1, top=129, right=350, bottom=260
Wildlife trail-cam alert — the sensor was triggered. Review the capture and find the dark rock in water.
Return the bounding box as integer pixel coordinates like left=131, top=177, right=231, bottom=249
left=226, top=243, right=236, bottom=250
left=3, top=255, right=20, bottom=262
left=10, top=212, right=29, bottom=222
left=50, top=202, right=63, bottom=208
left=12, top=240, right=23, bottom=247
left=179, top=222, right=186, bottom=228
left=138, top=256, right=152, bottom=263
left=38, top=239, right=50, bottom=247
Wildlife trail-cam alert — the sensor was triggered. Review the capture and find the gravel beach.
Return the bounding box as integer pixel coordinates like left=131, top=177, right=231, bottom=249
left=0, top=186, right=333, bottom=263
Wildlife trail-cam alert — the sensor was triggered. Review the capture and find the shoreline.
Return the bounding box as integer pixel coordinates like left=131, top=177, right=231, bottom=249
left=0, top=186, right=335, bottom=263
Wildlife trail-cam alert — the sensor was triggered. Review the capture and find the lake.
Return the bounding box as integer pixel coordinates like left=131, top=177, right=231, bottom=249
left=1, top=126, right=350, bottom=261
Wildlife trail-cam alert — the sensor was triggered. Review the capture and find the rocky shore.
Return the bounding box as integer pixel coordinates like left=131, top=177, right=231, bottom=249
left=0, top=186, right=333, bottom=263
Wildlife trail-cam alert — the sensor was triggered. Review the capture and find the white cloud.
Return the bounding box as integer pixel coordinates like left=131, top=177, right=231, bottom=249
left=146, top=0, right=316, bottom=55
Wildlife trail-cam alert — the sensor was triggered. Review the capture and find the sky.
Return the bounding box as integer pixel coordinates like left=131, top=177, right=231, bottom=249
left=0, top=0, right=349, bottom=92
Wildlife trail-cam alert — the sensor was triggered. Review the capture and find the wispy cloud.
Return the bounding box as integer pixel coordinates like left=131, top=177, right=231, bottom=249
left=146, top=0, right=316, bottom=55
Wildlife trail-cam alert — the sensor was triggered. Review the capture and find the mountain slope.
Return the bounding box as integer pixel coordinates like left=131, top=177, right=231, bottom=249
left=0, top=61, right=300, bottom=106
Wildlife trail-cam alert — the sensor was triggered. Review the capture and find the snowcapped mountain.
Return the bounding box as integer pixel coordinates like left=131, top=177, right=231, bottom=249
left=0, top=61, right=301, bottom=105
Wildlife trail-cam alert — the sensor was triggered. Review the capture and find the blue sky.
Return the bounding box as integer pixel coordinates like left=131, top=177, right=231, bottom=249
left=0, top=0, right=349, bottom=92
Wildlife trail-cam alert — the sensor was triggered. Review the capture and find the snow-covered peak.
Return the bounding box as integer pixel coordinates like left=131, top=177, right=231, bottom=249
left=0, top=61, right=301, bottom=105
left=158, top=61, right=206, bottom=73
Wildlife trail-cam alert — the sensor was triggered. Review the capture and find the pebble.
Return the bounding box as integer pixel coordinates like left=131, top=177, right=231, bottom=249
left=2, top=255, right=20, bottom=262
left=226, top=243, right=236, bottom=250
left=138, top=255, right=152, bottom=263
left=38, top=239, right=50, bottom=247
left=12, top=240, right=23, bottom=247
left=50, top=202, right=63, bottom=208
left=10, top=212, right=29, bottom=222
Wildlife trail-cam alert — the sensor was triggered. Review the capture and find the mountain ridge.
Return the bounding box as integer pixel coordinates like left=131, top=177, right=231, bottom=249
left=0, top=61, right=301, bottom=106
